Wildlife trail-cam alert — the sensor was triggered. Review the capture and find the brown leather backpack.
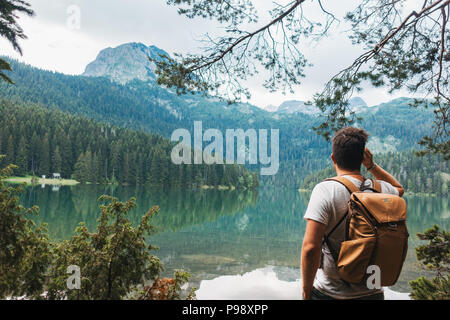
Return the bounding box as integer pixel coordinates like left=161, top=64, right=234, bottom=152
left=323, top=176, right=409, bottom=286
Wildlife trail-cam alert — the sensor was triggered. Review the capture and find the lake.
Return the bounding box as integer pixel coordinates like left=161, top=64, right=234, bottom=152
left=19, top=184, right=449, bottom=299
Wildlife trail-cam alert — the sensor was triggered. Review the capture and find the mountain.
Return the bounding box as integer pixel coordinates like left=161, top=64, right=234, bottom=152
left=276, top=100, right=316, bottom=115
left=274, top=97, right=368, bottom=115
left=348, top=96, right=368, bottom=110
left=81, top=42, right=369, bottom=116
left=83, top=42, right=169, bottom=84
left=263, top=104, right=279, bottom=112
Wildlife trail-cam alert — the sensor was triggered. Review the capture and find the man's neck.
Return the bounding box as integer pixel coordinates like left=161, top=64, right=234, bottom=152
left=335, top=168, right=364, bottom=181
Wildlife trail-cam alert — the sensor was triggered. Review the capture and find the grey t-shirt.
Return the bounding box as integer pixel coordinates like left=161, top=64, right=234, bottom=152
left=303, top=175, right=399, bottom=299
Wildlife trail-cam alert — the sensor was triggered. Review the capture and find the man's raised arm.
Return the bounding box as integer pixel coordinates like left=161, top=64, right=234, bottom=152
left=363, top=148, right=405, bottom=197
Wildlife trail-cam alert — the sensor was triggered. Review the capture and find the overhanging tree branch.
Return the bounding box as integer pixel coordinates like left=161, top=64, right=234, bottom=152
left=158, top=0, right=449, bottom=158
left=153, top=0, right=336, bottom=101
left=190, top=0, right=306, bottom=72
left=313, top=0, right=449, bottom=159
left=0, top=0, right=34, bottom=84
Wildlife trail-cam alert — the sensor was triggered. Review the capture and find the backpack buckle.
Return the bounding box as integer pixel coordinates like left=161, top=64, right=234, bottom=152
left=388, top=222, right=398, bottom=230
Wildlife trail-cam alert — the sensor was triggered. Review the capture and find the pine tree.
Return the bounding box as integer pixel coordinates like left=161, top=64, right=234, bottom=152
left=185, top=164, right=192, bottom=187
left=73, top=153, right=85, bottom=183
left=39, top=136, right=50, bottom=176
left=0, top=0, right=34, bottom=83
left=5, top=135, right=14, bottom=167
left=92, top=152, right=101, bottom=184
left=29, top=133, right=41, bottom=175
left=15, top=137, right=28, bottom=176
left=149, top=155, right=161, bottom=185
left=60, top=133, right=73, bottom=178
left=121, top=152, right=130, bottom=185
left=410, top=225, right=450, bottom=300
left=209, top=166, right=218, bottom=187
left=52, top=146, right=62, bottom=176
left=84, top=150, right=93, bottom=183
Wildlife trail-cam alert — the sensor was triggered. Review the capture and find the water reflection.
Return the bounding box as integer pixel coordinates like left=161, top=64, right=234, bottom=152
left=195, top=266, right=411, bottom=300
left=20, top=185, right=449, bottom=297
left=196, top=267, right=302, bottom=300
left=22, top=185, right=258, bottom=240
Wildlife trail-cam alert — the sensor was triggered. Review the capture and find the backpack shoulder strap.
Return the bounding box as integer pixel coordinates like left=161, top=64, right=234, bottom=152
left=359, top=178, right=382, bottom=193
left=321, top=176, right=359, bottom=263
left=371, top=179, right=382, bottom=193
left=325, top=176, right=359, bottom=194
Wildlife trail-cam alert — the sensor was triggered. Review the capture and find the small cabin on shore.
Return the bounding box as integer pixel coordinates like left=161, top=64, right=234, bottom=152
left=53, top=173, right=61, bottom=179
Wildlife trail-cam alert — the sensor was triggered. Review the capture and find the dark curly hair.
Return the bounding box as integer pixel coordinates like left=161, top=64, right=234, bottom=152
left=332, top=127, right=369, bottom=171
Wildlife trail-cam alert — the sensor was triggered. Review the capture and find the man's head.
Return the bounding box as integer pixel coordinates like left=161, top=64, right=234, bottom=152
left=331, top=127, right=369, bottom=171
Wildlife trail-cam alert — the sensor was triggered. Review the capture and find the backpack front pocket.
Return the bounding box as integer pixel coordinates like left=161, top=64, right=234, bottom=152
left=337, top=237, right=376, bottom=283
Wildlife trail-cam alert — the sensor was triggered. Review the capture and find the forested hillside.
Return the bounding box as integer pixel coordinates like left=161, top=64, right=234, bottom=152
left=0, top=59, right=185, bottom=137
left=301, top=151, right=448, bottom=196
left=0, top=57, right=439, bottom=188
left=0, top=100, right=258, bottom=188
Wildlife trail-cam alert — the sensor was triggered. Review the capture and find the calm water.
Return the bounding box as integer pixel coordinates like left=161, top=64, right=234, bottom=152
left=20, top=184, right=449, bottom=299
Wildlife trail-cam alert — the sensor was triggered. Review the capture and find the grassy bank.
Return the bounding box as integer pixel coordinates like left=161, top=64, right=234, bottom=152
left=200, top=185, right=236, bottom=190
left=4, top=176, right=80, bottom=186
left=4, top=178, right=242, bottom=190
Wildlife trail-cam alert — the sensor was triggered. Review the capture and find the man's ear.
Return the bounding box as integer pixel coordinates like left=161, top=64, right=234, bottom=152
left=331, top=153, right=336, bottom=164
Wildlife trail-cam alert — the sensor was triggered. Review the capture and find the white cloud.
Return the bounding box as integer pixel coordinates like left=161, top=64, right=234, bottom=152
left=0, top=14, right=105, bottom=75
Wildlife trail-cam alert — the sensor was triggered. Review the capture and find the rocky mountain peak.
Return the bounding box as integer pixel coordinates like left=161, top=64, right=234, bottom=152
left=83, top=42, right=169, bottom=84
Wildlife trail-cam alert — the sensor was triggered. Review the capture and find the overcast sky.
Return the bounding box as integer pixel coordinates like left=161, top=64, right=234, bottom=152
left=0, top=0, right=413, bottom=109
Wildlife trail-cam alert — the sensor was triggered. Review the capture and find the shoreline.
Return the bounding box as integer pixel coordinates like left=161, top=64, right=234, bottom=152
left=3, top=177, right=245, bottom=190
left=4, top=176, right=80, bottom=186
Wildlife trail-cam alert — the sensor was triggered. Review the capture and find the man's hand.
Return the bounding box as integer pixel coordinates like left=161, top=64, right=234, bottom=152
left=362, top=148, right=374, bottom=169
left=362, top=147, right=405, bottom=196
left=302, top=288, right=312, bottom=300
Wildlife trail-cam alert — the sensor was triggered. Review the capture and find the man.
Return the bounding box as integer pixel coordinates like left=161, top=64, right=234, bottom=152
left=301, top=127, right=404, bottom=300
